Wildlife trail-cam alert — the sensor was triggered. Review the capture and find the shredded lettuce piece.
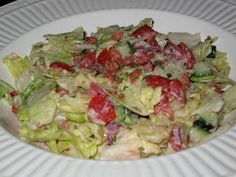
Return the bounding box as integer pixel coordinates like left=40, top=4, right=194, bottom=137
left=192, top=39, right=216, bottom=61
left=20, top=122, right=66, bottom=142
left=210, top=51, right=230, bottom=76
left=30, top=27, right=85, bottom=65
left=167, top=32, right=201, bottom=48
left=0, top=80, right=14, bottom=99
left=19, top=96, right=57, bottom=128
left=3, top=53, right=31, bottom=80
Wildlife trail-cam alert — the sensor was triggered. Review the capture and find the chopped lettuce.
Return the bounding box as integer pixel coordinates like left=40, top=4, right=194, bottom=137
left=30, top=27, right=85, bottom=65
left=167, top=32, right=201, bottom=48
left=192, top=39, right=213, bottom=61
left=210, top=51, right=230, bottom=76
left=3, top=53, right=31, bottom=80
left=0, top=80, right=14, bottom=98
left=20, top=122, right=66, bottom=142
left=19, top=96, right=57, bottom=128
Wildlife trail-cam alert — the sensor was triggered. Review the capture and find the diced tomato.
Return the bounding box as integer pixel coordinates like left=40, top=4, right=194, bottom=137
left=129, top=69, right=142, bottom=84
left=146, top=36, right=159, bottom=47
left=182, top=73, right=191, bottom=88
left=85, top=36, right=97, bottom=44
left=89, top=83, right=107, bottom=97
left=112, top=31, right=124, bottom=41
left=105, top=61, right=120, bottom=72
left=109, top=47, right=122, bottom=62
left=132, top=51, right=150, bottom=66
left=163, top=42, right=196, bottom=69
left=169, top=79, right=186, bottom=104
left=153, top=93, right=174, bottom=120
left=132, top=25, right=157, bottom=39
left=9, top=91, right=18, bottom=97
left=55, top=87, right=69, bottom=96
left=146, top=75, right=171, bottom=92
left=49, top=61, right=75, bottom=73
left=74, top=52, right=97, bottom=69
left=12, top=104, right=18, bottom=114
left=122, top=57, right=132, bottom=66
left=97, top=48, right=110, bottom=66
left=88, top=94, right=116, bottom=124
left=178, top=42, right=196, bottom=69
left=169, top=126, right=185, bottom=151
left=163, top=42, right=184, bottom=60
left=210, top=82, right=223, bottom=94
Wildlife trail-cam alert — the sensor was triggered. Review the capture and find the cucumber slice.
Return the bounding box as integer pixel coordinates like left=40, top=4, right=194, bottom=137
left=193, top=118, right=214, bottom=132
left=189, top=127, right=209, bottom=143
left=199, top=112, right=218, bottom=128
left=190, top=75, right=214, bottom=83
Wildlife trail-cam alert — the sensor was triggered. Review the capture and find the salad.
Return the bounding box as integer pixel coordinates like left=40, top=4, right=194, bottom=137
left=0, top=18, right=236, bottom=160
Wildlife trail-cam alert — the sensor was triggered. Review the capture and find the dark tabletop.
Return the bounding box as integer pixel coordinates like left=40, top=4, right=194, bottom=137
left=0, top=0, right=17, bottom=7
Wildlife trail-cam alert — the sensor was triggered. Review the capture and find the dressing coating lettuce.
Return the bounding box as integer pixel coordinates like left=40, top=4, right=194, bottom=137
left=3, top=53, right=31, bottom=80
left=30, top=27, right=85, bottom=65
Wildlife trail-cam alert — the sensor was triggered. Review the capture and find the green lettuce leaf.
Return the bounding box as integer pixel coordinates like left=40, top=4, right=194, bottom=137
left=30, top=27, right=85, bottom=65
left=210, top=51, right=230, bottom=76
left=3, top=53, right=31, bottom=80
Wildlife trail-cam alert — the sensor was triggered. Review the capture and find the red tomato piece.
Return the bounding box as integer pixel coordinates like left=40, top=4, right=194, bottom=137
left=182, top=73, right=191, bottom=88
left=146, top=36, right=159, bottom=47
left=12, top=104, right=18, bottom=114
left=55, top=87, right=69, bottom=96
left=169, top=79, right=186, bottom=104
left=88, top=94, right=116, bottom=124
left=153, top=93, right=174, bottom=120
left=132, top=51, right=150, bottom=66
left=112, top=31, right=124, bottom=41
left=163, top=42, right=184, bottom=60
left=109, top=47, right=122, bottom=62
left=169, top=126, right=185, bottom=151
left=85, top=36, right=97, bottom=44
left=210, top=82, right=224, bottom=94
left=132, top=25, right=157, bottom=38
left=97, top=48, right=110, bottom=66
left=178, top=42, right=196, bottom=69
left=146, top=75, right=171, bottom=92
left=89, top=82, right=107, bottom=97
left=49, top=61, right=75, bottom=73
left=9, top=91, right=18, bottom=97
left=129, top=69, right=142, bottom=84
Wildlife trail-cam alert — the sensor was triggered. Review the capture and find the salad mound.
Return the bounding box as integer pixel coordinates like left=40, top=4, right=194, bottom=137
left=0, top=18, right=236, bottom=160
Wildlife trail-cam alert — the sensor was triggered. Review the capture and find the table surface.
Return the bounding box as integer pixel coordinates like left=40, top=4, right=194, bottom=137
left=0, top=0, right=16, bottom=7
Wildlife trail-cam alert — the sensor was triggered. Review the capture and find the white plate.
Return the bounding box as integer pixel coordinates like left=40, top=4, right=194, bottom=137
left=0, top=1, right=236, bottom=177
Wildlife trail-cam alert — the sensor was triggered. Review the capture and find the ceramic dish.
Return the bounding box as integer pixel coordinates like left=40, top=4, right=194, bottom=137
left=0, top=0, right=236, bottom=177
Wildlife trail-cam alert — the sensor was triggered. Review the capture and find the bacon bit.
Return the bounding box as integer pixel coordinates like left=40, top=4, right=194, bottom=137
left=112, top=31, right=124, bottom=41
left=55, top=87, right=69, bottom=96
left=59, top=120, right=69, bottom=129
left=129, top=69, right=142, bottom=84
left=210, top=82, right=224, bottom=94
left=12, top=104, right=18, bottom=114
left=9, top=91, right=18, bottom=97
left=182, top=73, right=191, bottom=88
left=85, top=36, right=97, bottom=44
